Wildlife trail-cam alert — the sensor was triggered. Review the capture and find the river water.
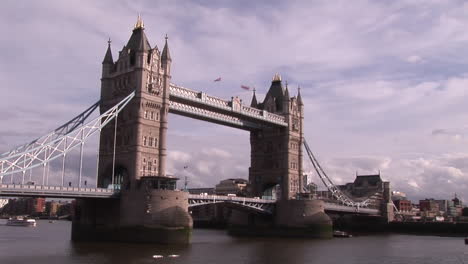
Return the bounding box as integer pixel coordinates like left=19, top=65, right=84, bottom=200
left=0, top=219, right=467, bottom=264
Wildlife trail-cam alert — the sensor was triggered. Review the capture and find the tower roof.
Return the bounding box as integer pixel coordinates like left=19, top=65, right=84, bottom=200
left=263, top=73, right=285, bottom=111
left=297, top=86, right=303, bottom=106
left=250, top=88, right=258, bottom=107
left=102, top=38, right=113, bottom=64
left=126, top=15, right=151, bottom=52
left=161, top=34, right=171, bottom=61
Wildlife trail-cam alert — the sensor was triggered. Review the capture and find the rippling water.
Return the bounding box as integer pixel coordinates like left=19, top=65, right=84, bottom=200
left=0, top=219, right=467, bottom=264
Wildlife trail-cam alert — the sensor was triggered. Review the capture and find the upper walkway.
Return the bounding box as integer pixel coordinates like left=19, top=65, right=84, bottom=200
left=169, top=84, right=288, bottom=130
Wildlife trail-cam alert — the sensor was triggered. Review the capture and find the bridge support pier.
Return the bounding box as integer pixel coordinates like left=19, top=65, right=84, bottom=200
left=72, top=182, right=192, bottom=244
left=228, top=199, right=332, bottom=238
left=275, top=199, right=332, bottom=238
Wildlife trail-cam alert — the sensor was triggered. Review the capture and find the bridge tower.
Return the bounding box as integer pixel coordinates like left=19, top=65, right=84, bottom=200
left=72, top=16, right=192, bottom=244
left=249, top=74, right=304, bottom=200
left=98, top=16, right=171, bottom=187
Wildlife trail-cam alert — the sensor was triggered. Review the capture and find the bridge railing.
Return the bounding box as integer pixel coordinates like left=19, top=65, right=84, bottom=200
left=188, top=194, right=276, bottom=204
left=0, top=184, right=115, bottom=193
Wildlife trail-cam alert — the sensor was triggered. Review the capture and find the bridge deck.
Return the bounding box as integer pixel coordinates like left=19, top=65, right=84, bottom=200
left=0, top=186, right=380, bottom=215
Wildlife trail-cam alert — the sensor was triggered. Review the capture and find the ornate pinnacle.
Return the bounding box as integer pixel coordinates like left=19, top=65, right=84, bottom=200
left=272, top=73, right=281, bottom=81
left=134, top=13, right=145, bottom=29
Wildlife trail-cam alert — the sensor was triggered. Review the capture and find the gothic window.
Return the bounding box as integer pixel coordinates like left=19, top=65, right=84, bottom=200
left=148, top=161, right=152, bottom=172
left=154, top=138, right=158, bottom=147
left=143, top=136, right=147, bottom=146
left=150, top=111, right=154, bottom=120
left=149, top=137, right=153, bottom=147
left=144, top=110, right=148, bottom=119
left=156, top=112, right=159, bottom=121
left=292, top=118, right=299, bottom=131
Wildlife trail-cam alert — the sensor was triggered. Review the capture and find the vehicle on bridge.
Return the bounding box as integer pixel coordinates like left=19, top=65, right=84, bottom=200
left=6, top=217, right=36, bottom=227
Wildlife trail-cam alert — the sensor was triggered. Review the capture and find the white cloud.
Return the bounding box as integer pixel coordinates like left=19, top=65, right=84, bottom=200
left=406, top=55, right=423, bottom=63
left=2, top=0, right=468, bottom=203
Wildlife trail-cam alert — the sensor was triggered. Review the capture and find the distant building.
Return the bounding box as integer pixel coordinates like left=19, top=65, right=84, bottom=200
left=215, top=178, right=248, bottom=196
left=306, top=182, right=318, bottom=194
left=448, top=194, right=463, bottom=218
left=419, top=199, right=439, bottom=212
left=1, top=197, right=45, bottom=216
left=433, top=200, right=448, bottom=215
left=394, top=199, right=412, bottom=212
left=45, top=201, right=61, bottom=217
left=340, top=173, right=384, bottom=196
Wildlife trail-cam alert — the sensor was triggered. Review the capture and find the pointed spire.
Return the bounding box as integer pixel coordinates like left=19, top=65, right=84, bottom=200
left=297, top=86, right=303, bottom=106
left=161, top=34, right=171, bottom=61
left=134, top=13, right=145, bottom=30
left=250, top=87, right=258, bottom=107
left=102, top=38, right=113, bottom=64
left=127, top=15, right=151, bottom=52
left=284, top=80, right=290, bottom=99
left=272, top=73, right=281, bottom=82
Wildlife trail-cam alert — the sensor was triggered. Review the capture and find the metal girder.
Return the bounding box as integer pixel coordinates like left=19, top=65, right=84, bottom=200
left=0, top=91, right=135, bottom=178
left=188, top=194, right=275, bottom=214
left=1, top=102, right=99, bottom=158
left=169, top=83, right=288, bottom=128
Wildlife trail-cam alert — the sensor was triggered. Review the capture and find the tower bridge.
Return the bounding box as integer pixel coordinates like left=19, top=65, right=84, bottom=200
left=0, top=17, right=393, bottom=243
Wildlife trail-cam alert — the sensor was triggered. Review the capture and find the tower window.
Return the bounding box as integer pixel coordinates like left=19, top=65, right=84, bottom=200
left=143, top=136, right=147, bottom=146
left=150, top=111, right=154, bottom=120
left=144, top=110, right=148, bottom=119
left=149, top=137, right=153, bottom=147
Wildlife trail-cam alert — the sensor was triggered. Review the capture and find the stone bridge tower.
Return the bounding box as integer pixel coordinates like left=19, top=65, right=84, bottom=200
left=98, top=16, right=171, bottom=188
left=72, top=17, right=192, bottom=244
left=249, top=74, right=304, bottom=200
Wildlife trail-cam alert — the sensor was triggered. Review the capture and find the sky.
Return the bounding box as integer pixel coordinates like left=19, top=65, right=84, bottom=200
left=1, top=0, right=468, bottom=203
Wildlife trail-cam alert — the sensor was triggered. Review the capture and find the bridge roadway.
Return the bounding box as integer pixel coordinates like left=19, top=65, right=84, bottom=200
left=0, top=185, right=380, bottom=215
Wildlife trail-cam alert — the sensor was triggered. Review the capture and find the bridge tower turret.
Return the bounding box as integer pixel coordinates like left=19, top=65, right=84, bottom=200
left=249, top=74, right=304, bottom=200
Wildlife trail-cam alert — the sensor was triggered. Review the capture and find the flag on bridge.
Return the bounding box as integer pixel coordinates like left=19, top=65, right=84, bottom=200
left=241, top=85, right=251, bottom=90
left=213, top=77, right=221, bottom=82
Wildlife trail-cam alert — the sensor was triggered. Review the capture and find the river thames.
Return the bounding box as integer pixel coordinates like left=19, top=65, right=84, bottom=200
left=0, top=219, right=467, bottom=264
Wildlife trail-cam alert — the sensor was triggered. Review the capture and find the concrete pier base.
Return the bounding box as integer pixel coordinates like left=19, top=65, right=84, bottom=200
left=72, top=188, right=193, bottom=244
left=228, top=199, right=332, bottom=238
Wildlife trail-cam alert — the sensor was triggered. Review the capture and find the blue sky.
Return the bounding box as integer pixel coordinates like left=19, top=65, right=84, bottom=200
left=1, top=0, right=468, bottom=202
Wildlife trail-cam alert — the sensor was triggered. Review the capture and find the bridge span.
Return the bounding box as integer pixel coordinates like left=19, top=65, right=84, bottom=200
left=0, top=184, right=380, bottom=216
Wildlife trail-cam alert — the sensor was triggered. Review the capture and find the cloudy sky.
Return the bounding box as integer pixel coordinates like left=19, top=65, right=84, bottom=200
left=1, top=0, right=468, bottom=202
